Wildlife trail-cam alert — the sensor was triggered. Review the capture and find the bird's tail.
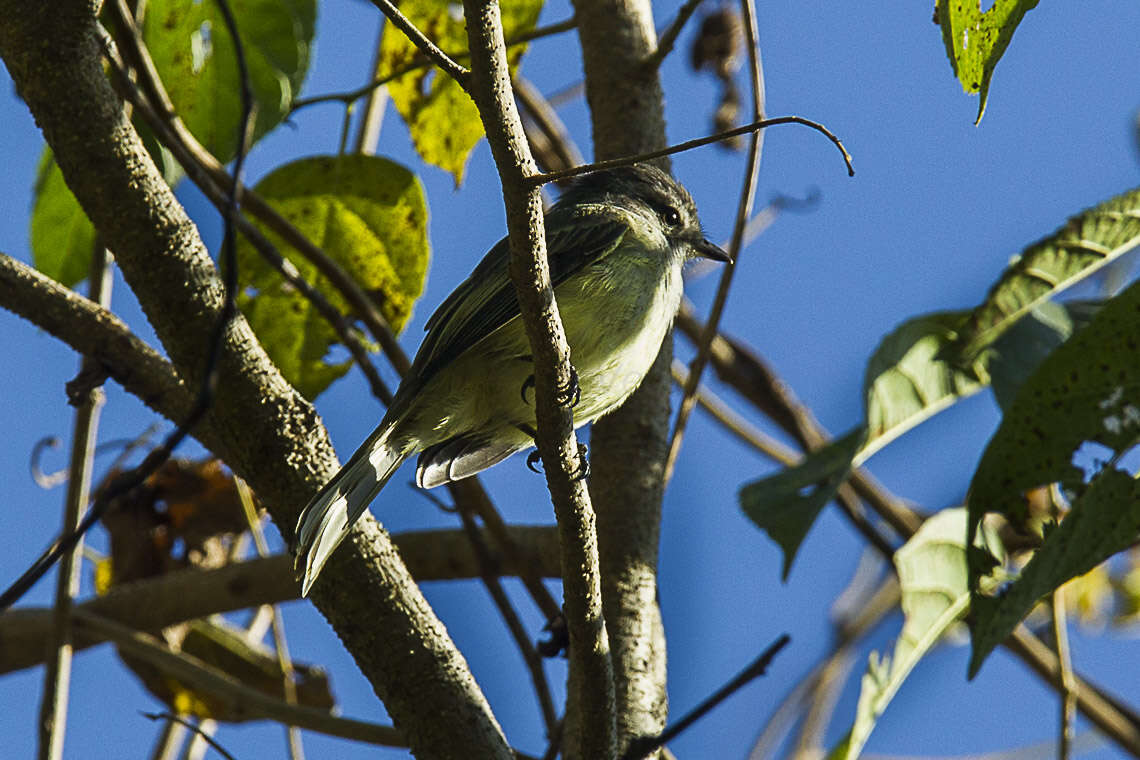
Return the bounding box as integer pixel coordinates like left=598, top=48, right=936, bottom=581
left=293, top=426, right=410, bottom=596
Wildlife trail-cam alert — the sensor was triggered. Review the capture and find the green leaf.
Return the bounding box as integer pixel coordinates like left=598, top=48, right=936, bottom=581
left=948, top=185, right=1140, bottom=364
left=832, top=509, right=1005, bottom=759
left=740, top=428, right=865, bottom=579
left=968, top=467, right=1140, bottom=677
left=935, top=0, right=1040, bottom=124
left=860, top=312, right=987, bottom=462
left=237, top=155, right=430, bottom=399
left=986, top=301, right=1074, bottom=410
left=967, top=278, right=1140, bottom=584
left=143, top=0, right=316, bottom=164
left=379, top=0, right=544, bottom=184
left=30, top=148, right=96, bottom=287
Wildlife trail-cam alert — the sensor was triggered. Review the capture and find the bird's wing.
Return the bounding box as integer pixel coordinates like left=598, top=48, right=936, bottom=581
left=404, top=207, right=629, bottom=393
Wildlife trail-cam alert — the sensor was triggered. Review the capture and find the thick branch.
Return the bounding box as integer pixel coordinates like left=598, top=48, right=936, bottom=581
left=0, top=525, right=559, bottom=676
left=0, top=6, right=509, bottom=758
left=572, top=0, right=670, bottom=752
left=460, top=0, right=614, bottom=757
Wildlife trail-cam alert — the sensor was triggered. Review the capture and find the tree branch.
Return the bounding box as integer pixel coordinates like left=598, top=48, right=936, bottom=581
left=0, top=525, right=560, bottom=676
left=366, top=0, right=470, bottom=89
left=0, top=252, right=196, bottom=435
left=72, top=611, right=406, bottom=748
left=0, top=5, right=510, bottom=757
left=461, top=0, right=615, bottom=757
left=572, top=0, right=670, bottom=753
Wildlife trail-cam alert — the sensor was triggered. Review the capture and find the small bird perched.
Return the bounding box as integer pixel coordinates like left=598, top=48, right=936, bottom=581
left=293, top=163, right=728, bottom=595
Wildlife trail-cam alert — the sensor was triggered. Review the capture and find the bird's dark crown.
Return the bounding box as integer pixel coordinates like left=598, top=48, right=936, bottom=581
left=555, top=164, right=702, bottom=237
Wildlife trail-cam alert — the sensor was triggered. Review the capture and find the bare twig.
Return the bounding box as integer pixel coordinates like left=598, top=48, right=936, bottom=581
left=644, top=0, right=706, bottom=70
left=529, top=115, right=854, bottom=188
left=1006, top=626, right=1140, bottom=756
left=292, top=17, right=577, bottom=115
left=621, top=635, right=791, bottom=760
left=235, top=478, right=304, bottom=760
left=673, top=306, right=924, bottom=539
left=669, top=360, right=797, bottom=466
left=353, top=25, right=390, bottom=156
left=456, top=506, right=558, bottom=735
left=71, top=610, right=407, bottom=747
left=37, top=244, right=112, bottom=760
left=461, top=0, right=614, bottom=756
left=664, top=0, right=765, bottom=482
left=515, top=75, right=585, bottom=174
left=1052, top=589, right=1076, bottom=760
left=140, top=713, right=238, bottom=760
left=366, top=0, right=470, bottom=89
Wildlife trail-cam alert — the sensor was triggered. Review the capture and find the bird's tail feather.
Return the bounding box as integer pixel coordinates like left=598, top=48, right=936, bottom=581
left=294, top=428, right=409, bottom=596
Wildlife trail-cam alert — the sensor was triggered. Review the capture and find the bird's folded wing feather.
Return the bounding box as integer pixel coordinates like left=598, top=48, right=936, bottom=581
left=404, top=208, right=629, bottom=392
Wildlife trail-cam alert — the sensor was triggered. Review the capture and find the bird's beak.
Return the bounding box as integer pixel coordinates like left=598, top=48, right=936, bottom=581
left=692, top=237, right=732, bottom=263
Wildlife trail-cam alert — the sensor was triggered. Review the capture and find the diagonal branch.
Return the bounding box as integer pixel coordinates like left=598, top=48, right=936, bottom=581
left=366, top=0, right=470, bottom=89
left=461, top=0, right=615, bottom=757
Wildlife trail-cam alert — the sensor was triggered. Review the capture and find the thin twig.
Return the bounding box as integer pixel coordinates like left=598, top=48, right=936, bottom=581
left=353, top=24, right=389, bottom=156
left=644, top=0, right=706, bottom=70
left=529, top=115, right=854, bottom=188
left=292, top=17, right=577, bottom=114
left=514, top=75, right=584, bottom=174
left=1052, top=588, right=1076, bottom=760
left=236, top=478, right=305, bottom=760
left=664, top=0, right=765, bottom=482
left=366, top=0, right=470, bottom=89
left=673, top=306, right=924, bottom=539
left=72, top=610, right=408, bottom=747
left=1006, top=626, right=1140, bottom=756
left=446, top=480, right=562, bottom=621
left=37, top=244, right=112, bottom=760
left=140, top=713, right=237, bottom=760
left=669, top=360, right=797, bottom=466
left=456, top=506, right=558, bottom=734
left=621, top=635, right=792, bottom=760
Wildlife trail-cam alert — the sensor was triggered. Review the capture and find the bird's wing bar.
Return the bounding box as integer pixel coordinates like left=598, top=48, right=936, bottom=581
left=405, top=209, right=628, bottom=392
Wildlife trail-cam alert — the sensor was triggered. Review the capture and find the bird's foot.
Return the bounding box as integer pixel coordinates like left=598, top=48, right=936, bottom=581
left=520, top=366, right=580, bottom=409
left=557, top=366, right=581, bottom=408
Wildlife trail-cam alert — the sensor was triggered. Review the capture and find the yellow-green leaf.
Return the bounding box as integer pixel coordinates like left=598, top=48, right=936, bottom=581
left=30, top=148, right=96, bottom=288
left=379, top=0, right=543, bottom=184
left=237, top=155, right=430, bottom=399
left=936, top=0, right=1039, bottom=123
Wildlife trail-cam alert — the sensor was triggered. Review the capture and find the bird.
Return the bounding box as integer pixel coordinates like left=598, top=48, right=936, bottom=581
left=293, top=163, right=729, bottom=595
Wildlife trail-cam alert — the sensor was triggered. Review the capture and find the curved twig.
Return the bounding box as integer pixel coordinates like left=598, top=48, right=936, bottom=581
left=529, top=115, right=854, bottom=188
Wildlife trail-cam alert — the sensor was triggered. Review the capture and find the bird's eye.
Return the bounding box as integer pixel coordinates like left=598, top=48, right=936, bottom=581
left=661, top=207, right=682, bottom=227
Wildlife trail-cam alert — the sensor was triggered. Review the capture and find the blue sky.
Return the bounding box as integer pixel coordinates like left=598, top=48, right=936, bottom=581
left=2, top=1, right=1139, bottom=758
